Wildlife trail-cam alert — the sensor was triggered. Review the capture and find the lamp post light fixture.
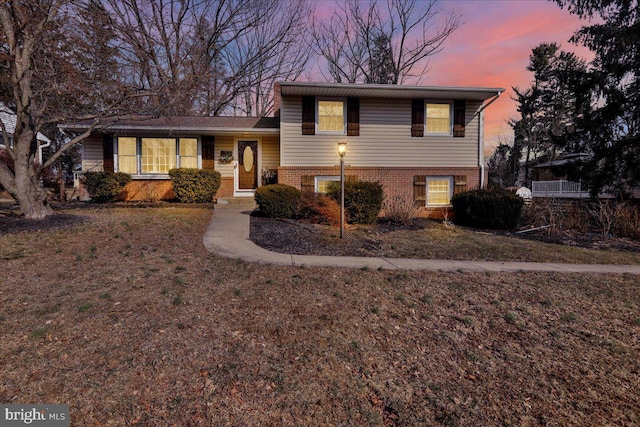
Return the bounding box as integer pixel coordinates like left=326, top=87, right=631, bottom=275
left=337, top=142, right=347, bottom=238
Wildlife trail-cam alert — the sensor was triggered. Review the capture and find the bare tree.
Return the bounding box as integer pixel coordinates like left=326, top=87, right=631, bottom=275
left=106, top=0, right=311, bottom=117
left=0, top=0, right=139, bottom=219
left=311, top=0, right=460, bottom=84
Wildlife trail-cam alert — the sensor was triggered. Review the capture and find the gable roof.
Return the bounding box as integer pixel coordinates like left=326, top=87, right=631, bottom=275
left=61, top=115, right=279, bottom=135
left=0, top=102, right=51, bottom=143
left=278, top=81, right=504, bottom=101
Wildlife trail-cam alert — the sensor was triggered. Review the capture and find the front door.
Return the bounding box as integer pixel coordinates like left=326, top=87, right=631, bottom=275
left=237, top=141, right=258, bottom=190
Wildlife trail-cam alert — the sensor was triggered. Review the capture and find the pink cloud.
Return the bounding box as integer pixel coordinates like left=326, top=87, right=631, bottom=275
left=424, top=0, right=594, bottom=152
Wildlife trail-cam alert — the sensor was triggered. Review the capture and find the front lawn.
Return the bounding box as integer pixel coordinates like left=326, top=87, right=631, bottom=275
left=1, top=206, right=639, bottom=425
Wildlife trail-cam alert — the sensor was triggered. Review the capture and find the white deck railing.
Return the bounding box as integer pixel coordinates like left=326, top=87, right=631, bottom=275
left=531, top=180, right=589, bottom=198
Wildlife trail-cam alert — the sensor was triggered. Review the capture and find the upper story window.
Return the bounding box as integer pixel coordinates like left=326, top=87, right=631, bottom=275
left=317, top=99, right=346, bottom=133
left=425, top=102, right=452, bottom=135
left=412, top=99, right=464, bottom=138
left=117, top=136, right=199, bottom=176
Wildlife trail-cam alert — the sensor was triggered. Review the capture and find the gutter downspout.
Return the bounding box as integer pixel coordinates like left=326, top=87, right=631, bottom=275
left=474, top=91, right=503, bottom=188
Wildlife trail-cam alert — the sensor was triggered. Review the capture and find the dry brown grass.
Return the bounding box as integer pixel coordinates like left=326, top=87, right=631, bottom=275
left=1, top=207, right=639, bottom=426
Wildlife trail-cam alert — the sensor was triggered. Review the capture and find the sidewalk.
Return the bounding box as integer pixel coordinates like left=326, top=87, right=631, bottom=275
left=202, top=207, right=640, bottom=274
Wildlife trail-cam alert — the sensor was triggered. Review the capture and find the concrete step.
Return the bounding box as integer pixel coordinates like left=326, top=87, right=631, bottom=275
left=215, top=197, right=257, bottom=210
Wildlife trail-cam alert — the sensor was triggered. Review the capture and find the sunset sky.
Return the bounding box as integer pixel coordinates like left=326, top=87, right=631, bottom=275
left=429, top=0, right=592, bottom=153
left=312, top=0, right=594, bottom=155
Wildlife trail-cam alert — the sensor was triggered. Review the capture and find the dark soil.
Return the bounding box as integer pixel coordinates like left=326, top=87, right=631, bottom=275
left=250, top=212, right=640, bottom=258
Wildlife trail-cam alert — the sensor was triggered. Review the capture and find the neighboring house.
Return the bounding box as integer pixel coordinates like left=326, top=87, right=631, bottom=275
left=63, top=81, right=504, bottom=215
left=530, top=153, right=640, bottom=199
left=0, top=102, right=51, bottom=164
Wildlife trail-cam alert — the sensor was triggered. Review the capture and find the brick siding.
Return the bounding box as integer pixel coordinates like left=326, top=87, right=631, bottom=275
left=278, top=165, right=483, bottom=218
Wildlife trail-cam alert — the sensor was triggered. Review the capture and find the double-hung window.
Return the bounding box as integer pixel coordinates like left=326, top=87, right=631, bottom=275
left=117, top=137, right=138, bottom=174
left=317, top=99, right=346, bottom=133
left=425, top=102, right=452, bottom=135
left=117, top=137, right=199, bottom=176
left=179, top=138, right=198, bottom=168
left=426, top=177, right=453, bottom=206
left=315, top=176, right=340, bottom=194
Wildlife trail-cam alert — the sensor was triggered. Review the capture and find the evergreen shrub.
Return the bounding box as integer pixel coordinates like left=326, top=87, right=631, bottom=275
left=327, top=179, right=384, bottom=224
left=451, top=188, right=524, bottom=229
left=169, top=168, right=221, bottom=203
left=254, top=184, right=300, bottom=218
left=83, top=171, right=132, bottom=203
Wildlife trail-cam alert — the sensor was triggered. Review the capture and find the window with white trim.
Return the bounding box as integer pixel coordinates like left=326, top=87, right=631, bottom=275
left=426, top=177, right=453, bottom=206
left=425, top=102, right=452, bottom=135
left=179, top=138, right=198, bottom=168
left=315, top=175, right=340, bottom=194
left=117, top=136, right=199, bottom=176
left=317, top=99, right=345, bottom=133
left=117, top=137, right=137, bottom=174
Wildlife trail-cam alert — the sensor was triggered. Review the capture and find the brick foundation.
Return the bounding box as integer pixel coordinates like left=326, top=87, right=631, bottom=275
left=123, top=180, right=175, bottom=201
left=278, top=166, right=483, bottom=218
left=216, top=177, right=235, bottom=198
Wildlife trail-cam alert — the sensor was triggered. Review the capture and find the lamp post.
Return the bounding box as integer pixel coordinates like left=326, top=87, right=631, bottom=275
left=337, top=142, right=347, bottom=238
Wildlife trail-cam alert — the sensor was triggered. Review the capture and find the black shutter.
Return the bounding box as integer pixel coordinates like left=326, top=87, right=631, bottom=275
left=347, top=97, right=360, bottom=136
left=302, top=96, right=315, bottom=135
left=453, top=100, right=466, bottom=137
left=411, top=99, right=424, bottom=137
left=103, top=134, right=114, bottom=173
left=201, top=135, right=215, bottom=170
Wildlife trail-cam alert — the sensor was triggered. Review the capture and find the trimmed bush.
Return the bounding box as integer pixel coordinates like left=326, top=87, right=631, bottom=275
left=83, top=171, right=132, bottom=203
left=451, top=188, right=524, bottom=229
left=451, top=190, right=524, bottom=230
left=327, top=179, right=384, bottom=224
left=298, top=191, right=342, bottom=226
left=169, top=168, right=221, bottom=203
left=254, top=184, right=300, bottom=218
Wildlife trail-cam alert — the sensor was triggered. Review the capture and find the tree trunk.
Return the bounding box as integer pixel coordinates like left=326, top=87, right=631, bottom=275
left=10, top=158, right=53, bottom=220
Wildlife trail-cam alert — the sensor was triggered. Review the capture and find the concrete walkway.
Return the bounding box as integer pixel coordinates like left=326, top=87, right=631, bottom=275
left=203, top=206, right=640, bottom=274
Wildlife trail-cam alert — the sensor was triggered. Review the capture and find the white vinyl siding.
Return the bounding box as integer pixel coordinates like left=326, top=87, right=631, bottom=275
left=262, top=136, right=280, bottom=170
left=81, top=135, right=104, bottom=171
left=281, top=97, right=481, bottom=167
left=213, top=136, right=234, bottom=178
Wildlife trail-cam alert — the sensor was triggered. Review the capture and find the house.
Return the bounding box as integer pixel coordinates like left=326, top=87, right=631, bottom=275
left=65, top=81, right=504, bottom=215
left=0, top=102, right=51, bottom=164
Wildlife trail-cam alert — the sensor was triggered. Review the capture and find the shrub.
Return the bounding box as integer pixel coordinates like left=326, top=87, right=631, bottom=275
left=382, top=191, right=416, bottom=225
left=327, top=179, right=384, bottom=224
left=82, top=171, right=132, bottom=203
left=168, top=168, right=221, bottom=203
left=254, top=184, right=300, bottom=218
left=298, top=191, right=342, bottom=226
left=613, top=202, right=640, bottom=239
left=451, top=188, right=524, bottom=229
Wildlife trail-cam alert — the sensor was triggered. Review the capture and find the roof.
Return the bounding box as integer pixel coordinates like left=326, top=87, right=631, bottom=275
left=60, top=115, right=280, bottom=135
left=0, top=102, right=51, bottom=143
left=278, top=81, right=505, bottom=101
